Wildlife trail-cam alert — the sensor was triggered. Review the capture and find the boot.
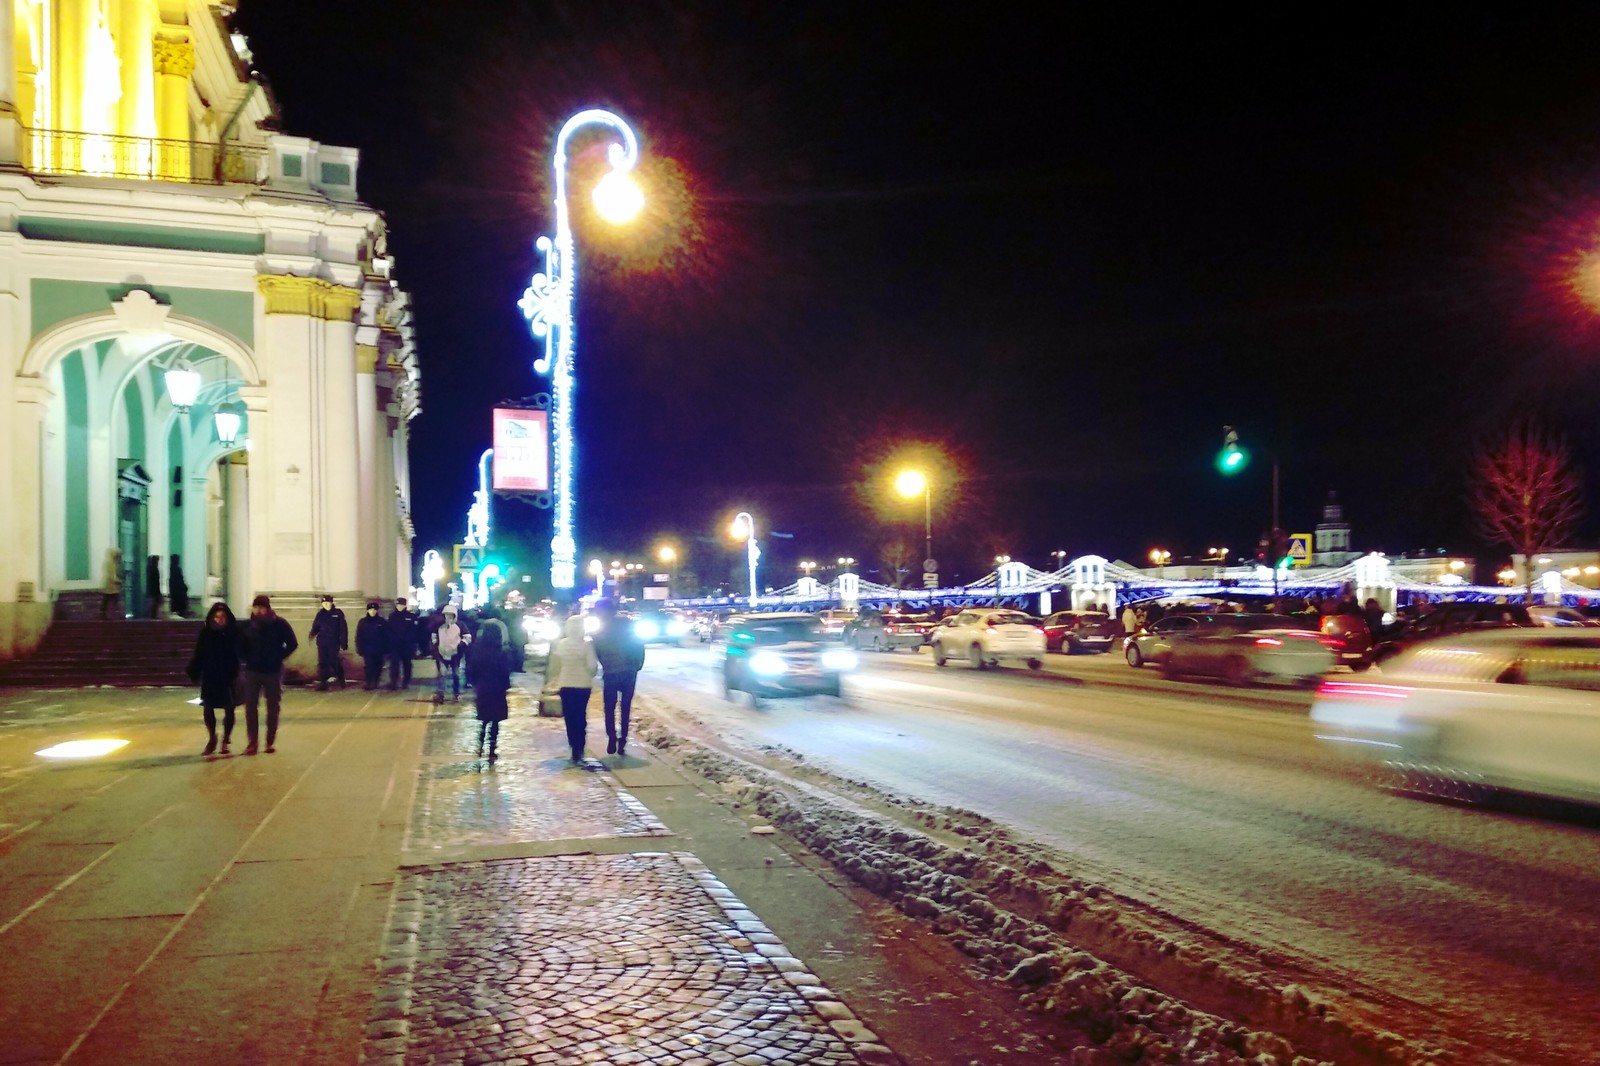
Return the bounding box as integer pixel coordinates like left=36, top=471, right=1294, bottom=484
left=202, top=734, right=217, bottom=756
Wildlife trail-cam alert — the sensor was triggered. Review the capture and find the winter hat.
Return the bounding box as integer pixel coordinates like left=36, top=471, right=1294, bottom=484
left=366, top=600, right=380, bottom=610
left=321, top=594, right=334, bottom=603
left=251, top=594, right=271, bottom=609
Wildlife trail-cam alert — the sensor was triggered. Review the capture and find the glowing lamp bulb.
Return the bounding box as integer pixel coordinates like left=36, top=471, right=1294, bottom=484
left=895, top=470, right=926, bottom=497
left=593, top=169, right=644, bottom=224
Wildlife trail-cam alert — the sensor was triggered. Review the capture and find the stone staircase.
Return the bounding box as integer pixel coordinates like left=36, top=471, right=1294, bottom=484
left=0, top=592, right=201, bottom=688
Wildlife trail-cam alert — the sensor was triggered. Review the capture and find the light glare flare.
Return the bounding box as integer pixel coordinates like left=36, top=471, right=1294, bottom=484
left=37, top=738, right=129, bottom=759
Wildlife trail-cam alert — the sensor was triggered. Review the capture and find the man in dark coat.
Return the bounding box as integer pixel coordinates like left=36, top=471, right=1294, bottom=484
left=237, top=594, right=298, bottom=754
left=308, top=594, right=349, bottom=690
left=385, top=596, right=421, bottom=690
left=590, top=600, right=646, bottom=756
left=355, top=600, right=389, bottom=690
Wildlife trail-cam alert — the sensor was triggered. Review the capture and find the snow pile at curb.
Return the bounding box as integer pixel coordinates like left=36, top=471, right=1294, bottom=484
left=644, top=722, right=1451, bottom=1066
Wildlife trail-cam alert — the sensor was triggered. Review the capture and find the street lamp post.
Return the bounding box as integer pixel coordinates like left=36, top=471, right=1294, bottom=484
left=732, top=512, right=760, bottom=606
left=895, top=469, right=935, bottom=584
left=520, top=109, right=643, bottom=597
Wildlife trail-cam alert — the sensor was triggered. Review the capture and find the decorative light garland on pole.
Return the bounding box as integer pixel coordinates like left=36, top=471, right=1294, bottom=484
left=519, top=108, right=643, bottom=595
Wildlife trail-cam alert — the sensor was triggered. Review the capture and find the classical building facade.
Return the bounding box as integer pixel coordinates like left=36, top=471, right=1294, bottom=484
left=0, top=0, right=420, bottom=658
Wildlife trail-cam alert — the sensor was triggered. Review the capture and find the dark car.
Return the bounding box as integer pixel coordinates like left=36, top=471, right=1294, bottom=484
left=1373, top=602, right=1536, bottom=663
left=714, top=612, right=858, bottom=705
left=1042, top=610, right=1117, bottom=653
left=1318, top=613, right=1375, bottom=671
left=1162, top=613, right=1332, bottom=686
left=848, top=610, right=935, bottom=651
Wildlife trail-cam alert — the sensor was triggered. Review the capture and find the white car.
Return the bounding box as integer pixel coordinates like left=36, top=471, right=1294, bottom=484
left=1311, top=630, right=1600, bottom=805
left=930, top=609, right=1046, bottom=670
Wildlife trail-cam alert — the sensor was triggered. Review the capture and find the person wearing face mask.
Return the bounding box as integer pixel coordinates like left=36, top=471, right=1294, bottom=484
left=308, top=594, right=349, bottom=690
left=355, top=600, right=389, bottom=690
left=386, top=597, right=421, bottom=690
left=236, top=594, right=298, bottom=754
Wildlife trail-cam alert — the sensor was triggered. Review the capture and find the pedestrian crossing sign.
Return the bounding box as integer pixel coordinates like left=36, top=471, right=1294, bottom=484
left=454, top=544, right=483, bottom=571
left=1287, top=533, right=1313, bottom=567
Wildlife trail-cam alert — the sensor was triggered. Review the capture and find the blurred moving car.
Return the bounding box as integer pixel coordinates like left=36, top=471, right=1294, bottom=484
left=930, top=609, right=1046, bottom=670
left=633, top=608, right=691, bottom=644
left=522, top=613, right=564, bottom=668
left=1042, top=610, right=1116, bottom=654
left=848, top=610, right=935, bottom=651
left=1373, top=602, right=1535, bottom=663
left=1161, top=613, right=1331, bottom=686
left=1319, top=613, right=1375, bottom=671
left=1311, top=630, right=1600, bottom=805
left=816, top=609, right=856, bottom=639
left=714, top=612, right=856, bottom=705
left=1123, top=614, right=1204, bottom=667
left=1530, top=606, right=1600, bottom=627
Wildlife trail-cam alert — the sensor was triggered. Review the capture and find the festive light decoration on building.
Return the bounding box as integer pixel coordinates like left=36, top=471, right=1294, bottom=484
left=731, top=512, right=760, bottom=605
left=519, top=109, right=642, bottom=593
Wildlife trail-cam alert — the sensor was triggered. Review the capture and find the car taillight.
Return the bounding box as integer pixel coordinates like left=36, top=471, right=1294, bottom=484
left=1255, top=637, right=1282, bottom=647
left=1321, top=636, right=1346, bottom=648
left=884, top=625, right=896, bottom=634
left=1316, top=680, right=1411, bottom=700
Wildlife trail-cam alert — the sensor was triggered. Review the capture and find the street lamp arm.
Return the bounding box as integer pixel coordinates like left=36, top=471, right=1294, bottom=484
left=552, top=109, right=642, bottom=246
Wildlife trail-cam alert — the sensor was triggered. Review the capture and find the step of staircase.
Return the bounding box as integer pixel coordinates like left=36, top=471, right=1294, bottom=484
left=0, top=619, right=201, bottom=688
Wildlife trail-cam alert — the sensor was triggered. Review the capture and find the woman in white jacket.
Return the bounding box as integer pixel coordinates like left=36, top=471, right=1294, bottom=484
left=547, top=614, right=600, bottom=764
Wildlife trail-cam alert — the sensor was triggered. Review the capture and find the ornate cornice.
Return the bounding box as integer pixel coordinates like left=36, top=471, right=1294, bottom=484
left=153, top=39, right=196, bottom=78
left=256, top=275, right=364, bottom=321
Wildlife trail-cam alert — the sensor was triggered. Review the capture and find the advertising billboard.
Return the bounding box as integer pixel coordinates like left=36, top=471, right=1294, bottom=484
left=491, top=408, right=550, bottom=493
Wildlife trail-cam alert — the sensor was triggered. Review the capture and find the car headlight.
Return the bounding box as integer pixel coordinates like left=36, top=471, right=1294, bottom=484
left=533, top=619, right=562, bottom=641
left=750, top=650, right=787, bottom=676
left=635, top=620, right=660, bottom=640
left=583, top=615, right=601, bottom=635
left=821, top=648, right=858, bottom=671
left=666, top=620, right=689, bottom=636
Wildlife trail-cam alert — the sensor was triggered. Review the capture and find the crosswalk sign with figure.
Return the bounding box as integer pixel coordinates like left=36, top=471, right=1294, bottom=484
left=1287, top=533, right=1313, bottom=567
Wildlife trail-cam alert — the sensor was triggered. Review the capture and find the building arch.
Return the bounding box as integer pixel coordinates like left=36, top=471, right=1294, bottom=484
left=20, top=309, right=262, bottom=384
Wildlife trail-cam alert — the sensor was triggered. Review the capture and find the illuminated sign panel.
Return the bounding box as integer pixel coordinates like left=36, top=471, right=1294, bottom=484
left=492, top=408, right=550, bottom=492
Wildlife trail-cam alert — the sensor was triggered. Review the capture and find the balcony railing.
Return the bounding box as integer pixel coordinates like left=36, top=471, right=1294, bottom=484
left=19, top=127, right=268, bottom=186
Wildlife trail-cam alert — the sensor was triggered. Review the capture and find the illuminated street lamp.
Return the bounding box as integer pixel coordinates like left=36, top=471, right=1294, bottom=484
left=799, top=560, right=817, bottom=578
left=589, top=558, right=604, bottom=598
left=1149, top=548, right=1172, bottom=569
left=519, top=109, right=643, bottom=596
left=163, top=351, right=201, bottom=412
left=895, top=468, right=935, bottom=582
left=836, top=556, right=856, bottom=570
left=731, top=512, right=760, bottom=606
left=1049, top=549, right=1068, bottom=570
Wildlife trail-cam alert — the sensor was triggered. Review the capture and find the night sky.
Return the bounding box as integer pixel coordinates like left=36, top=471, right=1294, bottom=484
left=234, top=3, right=1600, bottom=590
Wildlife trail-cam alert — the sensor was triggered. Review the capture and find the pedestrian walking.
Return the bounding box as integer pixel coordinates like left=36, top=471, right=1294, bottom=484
left=169, top=555, right=189, bottom=617
left=591, top=600, right=645, bottom=756
left=186, top=601, right=240, bottom=755
left=237, top=594, right=298, bottom=754
left=1120, top=602, right=1138, bottom=637
left=385, top=596, right=421, bottom=690
left=145, top=554, right=163, bottom=618
left=546, top=613, right=599, bottom=765
left=467, top=619, right=512, bottom=759
left=432, top=605, right=467, bottom=703
left=355, top=600, right=389, bottom=689
left=309, top=594, right=349, bottom=690
left=99, top=546, right=123, bottom=618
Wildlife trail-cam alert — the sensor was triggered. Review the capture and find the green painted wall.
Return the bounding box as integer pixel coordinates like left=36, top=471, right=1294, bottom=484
left=62, top=350, right=89, bottom=580
left=124, top=375, right=145, bottom=466
left=31, top=280, right=254, bottom=349
left=167, top=422, right=183, bottom=566
left=19, top=217, right=266, bottom=256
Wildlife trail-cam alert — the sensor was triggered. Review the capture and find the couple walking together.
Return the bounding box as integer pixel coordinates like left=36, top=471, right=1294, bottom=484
left=546, top=602, right=645, bottom=765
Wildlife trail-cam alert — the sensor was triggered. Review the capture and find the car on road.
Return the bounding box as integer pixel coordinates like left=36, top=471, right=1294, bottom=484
left=713, top=612, right=857, bottom=705
left=1373, top=602, right=1536, bottom=663
left=633, top=608, right=691, bottom=644
left=848, top=610, right=936, bottom=651
left=930, top=609, right=1046, bottom=670
left=1318, top=613, right=1376, bottom=671
left=1530, top=606, right=1600, bottom=627
left=1161, top=613, right=1332, bottom=686
left=1311, top=629, right=1600, bottom=805
left=1042, top=610, right=1117, bottom=654
left=815, top=609, right=856, bottom=639
left=1123, top=613, right=1204, bottom=667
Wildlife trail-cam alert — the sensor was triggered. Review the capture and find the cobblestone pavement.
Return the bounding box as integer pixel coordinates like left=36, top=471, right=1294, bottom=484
left=369, top=686, right=899, bottom=1065
left=364, top=853, right=895, bottom=1066
left=406, top=702, right=670, bottom=854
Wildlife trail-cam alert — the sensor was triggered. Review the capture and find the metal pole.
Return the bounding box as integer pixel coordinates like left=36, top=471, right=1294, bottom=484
left=923, top=484, right=933, bottom=564
left=1272, top=457, right=1281, bottom=603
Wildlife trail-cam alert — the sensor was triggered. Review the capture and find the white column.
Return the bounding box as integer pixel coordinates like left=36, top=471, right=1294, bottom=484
left=355, top=346, right=378, bottom=596
left=226, top=457, right=250, bottom=612
left=0, top=0, right=18, bottom=164
left=318, top=297, right=361, bottom=594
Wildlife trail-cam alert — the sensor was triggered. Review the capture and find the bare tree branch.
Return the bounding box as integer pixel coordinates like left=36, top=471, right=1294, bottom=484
left=1470, top=422, right=1584, bottom=598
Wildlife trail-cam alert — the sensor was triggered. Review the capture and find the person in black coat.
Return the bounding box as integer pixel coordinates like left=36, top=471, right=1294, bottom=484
left=145, top=554, right=163, bottom=618
left=467, top=619, right=512, bottom=759
left=355, top=600, right=389, bottom=690
left=168, top=555, right=189, bottom=618
left=385, top=597, right=421, bottom=690
left=187, top=601, right=240, bottom=755
left=308, top=594, right=349, bottom=690
left=237, top=595, right=298, bottom=754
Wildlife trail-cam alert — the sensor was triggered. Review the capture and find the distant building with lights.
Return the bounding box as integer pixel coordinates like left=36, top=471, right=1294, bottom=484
left=0, top=2, right=420, bottom=661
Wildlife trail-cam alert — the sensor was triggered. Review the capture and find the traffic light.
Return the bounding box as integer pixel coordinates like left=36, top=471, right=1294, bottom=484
left=1217, top=426, right=1250, bottom=474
